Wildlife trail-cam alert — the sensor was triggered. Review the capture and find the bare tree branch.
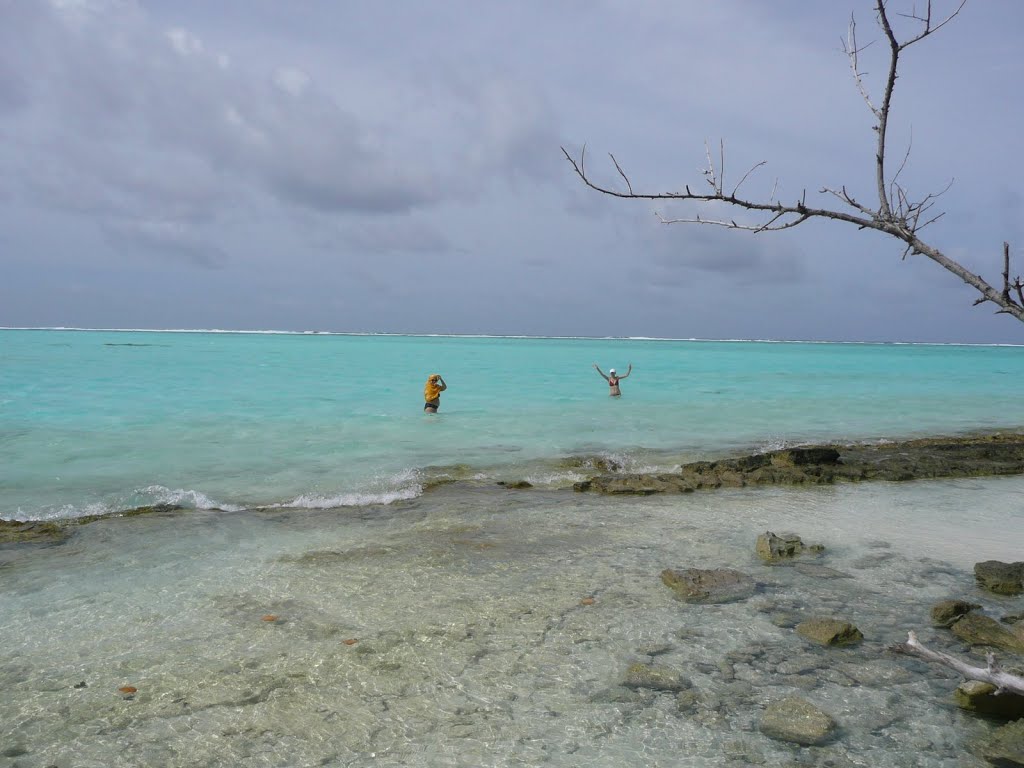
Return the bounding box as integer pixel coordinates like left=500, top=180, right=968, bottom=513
left=895, top=0, right=968, bottom=46
left=843, top=14, right=880, bottom=118
left=732, top=161, right=767, bottom=198
left=609, top=153, right=633, bottom=196
left=891, top=631, right=1024, bottom=696
left=891, top=126, right=913, bottom=191
left=561, top=0, right=1024, bottom=324
left=655, top=209, right=811, bottom=233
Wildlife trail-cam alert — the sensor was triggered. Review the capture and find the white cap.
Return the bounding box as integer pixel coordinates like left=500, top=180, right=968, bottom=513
left=609, top=368, right=616, bottom=374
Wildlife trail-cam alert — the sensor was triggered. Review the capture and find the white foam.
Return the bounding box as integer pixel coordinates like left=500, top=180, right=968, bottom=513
left=15, top=501, right=111, bottom=522
left=589, top=450, right=674, bottom=475
left=139, top=485, right=246, bottom=512
left=275, top=486, right=422, bottom=509
left=522, top=471, right=588, bottom=487
left=268, top=468, right=424, bottom=509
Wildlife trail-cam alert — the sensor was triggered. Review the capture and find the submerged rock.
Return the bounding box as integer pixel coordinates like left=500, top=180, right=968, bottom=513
left=621, top=663, right=691, bottom=692
left=72, top=503, right=186, bottom=526
left=950, top=613, right=1024, bottom=654
left=930, top=599, right=981, bottom=627
left=755, top=531, right=804, bottom=562
left=755, top=531, right=826, bottom=563
left=794, top=562, right=853, bottom=580
left=954, top=680, right=1024, bottom=720
left=636, top=643, right=673, bottom=657
left=0, top=520, right=67, bottom=545
left=574, top=474, right=692, bottom=495
left=660, top=567, right=756, bottom=604
left=977, top=718, right=1024, bottom=766
left=795, top=618, right=864, bottom=647
left=771, top=447, right=841, bottom=467
left=589, top=687, right=648, bottom=705
left=851, top=552, right=895, bottom=569
left=759, top=696, right=838, bottom=746
left=496, top=480, right=533, bottom=489
left=975, top=560, right=1024, bottom=596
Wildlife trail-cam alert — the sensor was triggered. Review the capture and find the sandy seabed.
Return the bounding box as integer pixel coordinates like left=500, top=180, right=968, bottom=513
left=2, top=476, right=1023, bottom=768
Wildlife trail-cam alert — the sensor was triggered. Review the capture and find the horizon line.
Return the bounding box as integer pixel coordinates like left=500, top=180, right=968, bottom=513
left=1, top=326, right=1021, bottom=347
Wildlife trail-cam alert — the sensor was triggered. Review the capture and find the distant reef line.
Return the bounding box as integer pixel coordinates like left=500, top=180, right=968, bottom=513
left=2, top=327, right=1022, bottom=346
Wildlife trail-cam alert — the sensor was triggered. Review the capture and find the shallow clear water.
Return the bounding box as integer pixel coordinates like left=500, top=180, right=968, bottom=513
left=2, top=478, right=1022, bottom=767
left=2, top=330, right=1023, bottom=766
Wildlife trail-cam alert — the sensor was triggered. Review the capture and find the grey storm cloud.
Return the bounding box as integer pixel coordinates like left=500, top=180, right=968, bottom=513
left=4, top=4, right=436, bottom=215
left=2, top=0, right=1023, bottom=343
left=341, top=218, right=452, bottom=256
left=633, top=212, right=807, bottom=288
left=0, top=1, right=559, bottom=251
left=102, top=216, right=228, bottom=269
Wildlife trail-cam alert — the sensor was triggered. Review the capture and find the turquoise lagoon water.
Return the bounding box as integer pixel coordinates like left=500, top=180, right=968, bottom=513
left=3, top=329, right=1024, bottom=767
left=2, top=329, right=1023, bottom=519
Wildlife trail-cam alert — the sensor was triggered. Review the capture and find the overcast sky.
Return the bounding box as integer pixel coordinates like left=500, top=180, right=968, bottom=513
left=2, top=1, right=1023, bottom=342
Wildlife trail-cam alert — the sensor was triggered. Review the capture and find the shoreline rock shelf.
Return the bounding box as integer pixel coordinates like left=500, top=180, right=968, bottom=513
left=574, top=433, right=1024, bottom=495
left=0, top=504, right=186, bottom=545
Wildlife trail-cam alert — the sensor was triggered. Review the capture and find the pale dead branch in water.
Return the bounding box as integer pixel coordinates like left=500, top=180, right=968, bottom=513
left=891, top=631, right=1024, bottom=696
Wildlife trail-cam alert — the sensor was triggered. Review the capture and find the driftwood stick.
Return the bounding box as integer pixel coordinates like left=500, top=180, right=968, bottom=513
left=892, top=631, right=1024, bottom=696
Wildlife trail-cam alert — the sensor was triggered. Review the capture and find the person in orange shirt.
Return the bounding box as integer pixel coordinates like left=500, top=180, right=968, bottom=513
left=423, top=373, right=447, bottom=412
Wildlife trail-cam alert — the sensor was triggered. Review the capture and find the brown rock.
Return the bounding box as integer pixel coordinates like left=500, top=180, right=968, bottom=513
left=770, top=448, right=841, bottom=467
left=759, top=696, right=838, bottom=746
left=930, top=599, right=981, bottom=627
left=975, top=560, right=1024, bottom=596
left=621, top=663, right=690, bottom=692
left=660, top=567, right=756, bottom=604
left=0, top=520, right=67, bottom=545
left=756, top=531, right=804, bottom=562
left=795, top=618, right=864, bottom=647
left=950, top=613, right=1024, bottom=654
left=978, top=718, right=1024, bottom=766
left=574, top=434, right=1024, bottom=496
left=954, top=680, right=1024, bottom=720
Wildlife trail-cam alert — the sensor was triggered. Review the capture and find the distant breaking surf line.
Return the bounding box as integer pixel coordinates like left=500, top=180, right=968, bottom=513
left=1, top=326, right=1020, bottom=347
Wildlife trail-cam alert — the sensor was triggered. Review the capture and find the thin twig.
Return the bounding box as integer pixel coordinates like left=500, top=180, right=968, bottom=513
left=609, top=153, right=633, bottom=196
left=731, top=161, right=767, bottom=198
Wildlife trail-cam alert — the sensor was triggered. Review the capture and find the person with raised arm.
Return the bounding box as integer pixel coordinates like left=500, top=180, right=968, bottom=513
left=423, top=373, right=447, bottom=412
left=593, top=363, right=631, bottom=397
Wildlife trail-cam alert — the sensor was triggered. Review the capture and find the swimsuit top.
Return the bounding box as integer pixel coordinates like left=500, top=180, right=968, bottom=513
left=608, top=377, right=618, bottom=387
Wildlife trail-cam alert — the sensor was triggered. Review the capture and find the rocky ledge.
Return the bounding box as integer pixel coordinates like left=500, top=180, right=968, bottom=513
left=573, top=433, right=1024, bottom=495
left=0, top=504, right=186, bottom=545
